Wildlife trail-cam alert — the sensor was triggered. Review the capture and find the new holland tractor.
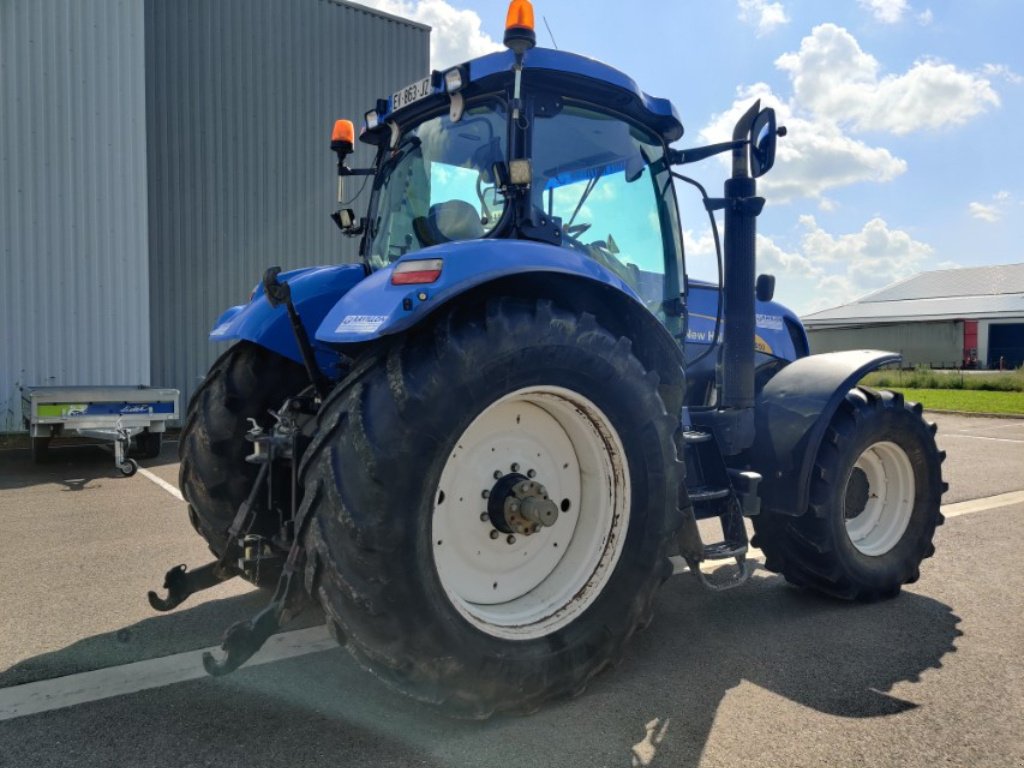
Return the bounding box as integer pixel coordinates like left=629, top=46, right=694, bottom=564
left=150, top=0, right=946, bottom=717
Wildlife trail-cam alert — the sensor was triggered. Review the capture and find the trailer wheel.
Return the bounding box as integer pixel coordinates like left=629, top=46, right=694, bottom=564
left=178, top=342, right=308, bottom=582
left=119, top=458, right=139, bottom=477
left=299, top=298, right=684, bottom=718
left=752, top=388, right=945, bottom=601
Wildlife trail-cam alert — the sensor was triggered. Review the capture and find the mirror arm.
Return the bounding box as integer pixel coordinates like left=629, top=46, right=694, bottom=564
left=731, top=100, right=761, bottom=178
left=668, top=140, right=747, bottom=166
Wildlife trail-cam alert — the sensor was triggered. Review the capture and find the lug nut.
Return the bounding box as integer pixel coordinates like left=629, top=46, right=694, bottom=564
left=493, top=470, right=503, bottom=479
left=506, top=535, right=516, bottom=545
left=481, top=489, right=489, bottom=499
left=511, top=462, right=520, bottom=472
left=490, top=530, right=500, bottom=539
left=480, top=512, right=489, bottom=522
left=527, top=469, right=536, bottom=478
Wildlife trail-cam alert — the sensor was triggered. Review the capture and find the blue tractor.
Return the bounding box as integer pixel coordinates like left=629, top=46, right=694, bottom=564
left=152, top=1, right=945, bottom=718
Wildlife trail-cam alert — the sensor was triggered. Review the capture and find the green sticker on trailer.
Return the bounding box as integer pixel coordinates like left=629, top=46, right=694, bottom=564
left=37, top=404, right=88, bottom=418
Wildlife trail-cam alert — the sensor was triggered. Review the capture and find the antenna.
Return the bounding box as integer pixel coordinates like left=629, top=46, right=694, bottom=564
left=543, top=15, right=559, bottom=49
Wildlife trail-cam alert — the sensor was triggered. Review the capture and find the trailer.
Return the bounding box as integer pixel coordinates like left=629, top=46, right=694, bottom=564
left=22, top=386, right=180, bottom=476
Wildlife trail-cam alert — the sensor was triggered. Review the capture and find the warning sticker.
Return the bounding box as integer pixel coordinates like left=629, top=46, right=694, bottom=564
left=756, top=313, right=784, bottom=331
left=336, top=314, right=388, bottom=334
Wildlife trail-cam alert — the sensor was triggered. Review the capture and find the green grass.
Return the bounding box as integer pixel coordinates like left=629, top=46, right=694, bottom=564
left=861, top=367, right=1024, bottom=392
left=870, top=387, right=1024, bottom=415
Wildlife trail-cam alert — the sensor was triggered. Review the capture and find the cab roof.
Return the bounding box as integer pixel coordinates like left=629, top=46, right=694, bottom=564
left=370, top=47, right=684, bottom=144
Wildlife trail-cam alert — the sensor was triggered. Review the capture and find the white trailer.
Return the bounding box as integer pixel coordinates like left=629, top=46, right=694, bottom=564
left=22, top=386, right=180, bottom=476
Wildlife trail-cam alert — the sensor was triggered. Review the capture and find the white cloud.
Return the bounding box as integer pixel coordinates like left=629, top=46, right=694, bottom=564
left=737, top=0, right=789, bottom=36
left=357, top=0, right=502, bottom=70
left=968, top=190, right=1014, bottom=222
left=776, top=24, right=999, bottom=135
left=966, top=204, right=999, bottom=222
left=859, top=0, right=908, bottom=24
left=699, top=25, right=999, bottom=204
left=685, top=217, right=934, bottom=313
left=917, top=8, right=934, bottom=25
left=982, top=63, right=1024, bottom=85
left=700, top=83, right=906, bottom=203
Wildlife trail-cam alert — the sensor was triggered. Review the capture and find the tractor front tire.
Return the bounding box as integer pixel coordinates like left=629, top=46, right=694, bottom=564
left=752, top=387, right=946, bottom=601
left=299, top=298, right=684, bottom=718
left=178, top=342, right=308, bottom=581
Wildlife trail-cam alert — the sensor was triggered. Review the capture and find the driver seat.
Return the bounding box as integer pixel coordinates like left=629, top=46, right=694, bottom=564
left=413, top=200, right=485, bottom=245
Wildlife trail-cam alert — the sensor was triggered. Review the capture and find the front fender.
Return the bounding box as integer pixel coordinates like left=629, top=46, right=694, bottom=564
left=210, top=265, right=366, bottom=373
left=752, top=350, right=901, bottom=516
left=315, top=240, right=644, bottom=344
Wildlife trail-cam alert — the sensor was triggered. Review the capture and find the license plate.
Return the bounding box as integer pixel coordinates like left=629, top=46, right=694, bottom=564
left=392, top=76, right=432, bottom=111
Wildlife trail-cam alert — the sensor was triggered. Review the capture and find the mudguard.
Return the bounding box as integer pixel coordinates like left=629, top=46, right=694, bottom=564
left=210, top=265, right=366, bottom=375
left=316, top=240, right=645, bottom=344
left=752, top=349, right=901, bottom=516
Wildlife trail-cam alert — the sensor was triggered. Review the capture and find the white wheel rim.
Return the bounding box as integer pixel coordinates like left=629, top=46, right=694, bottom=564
left=844, top=441, right=915, bottom=556
left=432, top=385, right=630, bottom=640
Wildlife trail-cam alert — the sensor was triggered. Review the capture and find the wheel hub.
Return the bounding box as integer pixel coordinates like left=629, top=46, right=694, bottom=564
left=487, top=473, right=559, bottom=535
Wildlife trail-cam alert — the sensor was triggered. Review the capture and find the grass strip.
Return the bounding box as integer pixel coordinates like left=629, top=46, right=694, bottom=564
left=872, top=387, right=1024, bottom=415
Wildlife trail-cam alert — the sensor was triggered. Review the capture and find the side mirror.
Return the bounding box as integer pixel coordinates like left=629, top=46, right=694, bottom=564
left=756, top=273, right=776, bottom=302
left=749, top=108, right=780, bottom=178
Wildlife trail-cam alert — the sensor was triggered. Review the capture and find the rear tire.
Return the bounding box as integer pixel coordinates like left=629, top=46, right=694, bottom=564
left=300, top=298, right=685, bottom=717
left=752, top=387, right=946, bottom=601
left=178, top=342, right=308, bottom=581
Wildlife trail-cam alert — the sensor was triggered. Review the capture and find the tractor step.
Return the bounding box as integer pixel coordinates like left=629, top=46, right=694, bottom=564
left=703, top=541, right=748, bottom=560
left=682, top=429, right=712, bottom=444
left=688, top=485, right=731, bottom=503
left=690, top=558, right=756, bottom=592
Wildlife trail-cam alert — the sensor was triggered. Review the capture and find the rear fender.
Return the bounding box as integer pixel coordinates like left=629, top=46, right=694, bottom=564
left=315, top=240, right=645, bottom=344
left=752, top=350, right=901, bottom=516
left=210, top=265, right=366, bottom=376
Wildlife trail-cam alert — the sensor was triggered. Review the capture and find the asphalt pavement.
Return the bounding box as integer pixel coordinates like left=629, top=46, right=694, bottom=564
left=1, top=413, right=1022, bottom=768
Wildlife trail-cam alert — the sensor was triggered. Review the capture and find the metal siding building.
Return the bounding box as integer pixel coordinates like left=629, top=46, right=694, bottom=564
left=0, top=0, right=429, bottom=430
left=803, top=264, right=1024, bottom=369
left=145, top=0, right=428, bottom=412
left=0, top=0, right=151, bottom=432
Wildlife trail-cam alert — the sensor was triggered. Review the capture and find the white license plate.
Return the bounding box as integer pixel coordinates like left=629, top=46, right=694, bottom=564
left=392, top=76, right=432, bottom=110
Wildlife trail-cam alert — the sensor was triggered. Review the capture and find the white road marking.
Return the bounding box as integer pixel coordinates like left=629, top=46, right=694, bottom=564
left=137, top=467, right=184, bottom=501
left=0, top=625, right=334, bottom=722
left=941, top=490, right=1024, bottom=519
left=943, top=434, right=1024, bottom=444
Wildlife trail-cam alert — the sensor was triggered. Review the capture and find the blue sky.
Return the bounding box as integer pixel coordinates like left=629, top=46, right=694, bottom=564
left=360, top=0, right=1023, bottom=315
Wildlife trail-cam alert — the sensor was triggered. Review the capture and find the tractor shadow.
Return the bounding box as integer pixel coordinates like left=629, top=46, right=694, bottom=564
left=1, top=570, right=960, bottom=768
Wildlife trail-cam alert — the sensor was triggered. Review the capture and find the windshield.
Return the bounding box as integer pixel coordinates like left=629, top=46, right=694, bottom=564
left=531, top=103, right=682, bottom=307
left=368, top=102, right=508, bottom=268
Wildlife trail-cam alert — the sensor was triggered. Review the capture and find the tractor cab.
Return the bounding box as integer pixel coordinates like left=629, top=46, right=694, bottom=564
left=350, top=47, right=687, bottom=326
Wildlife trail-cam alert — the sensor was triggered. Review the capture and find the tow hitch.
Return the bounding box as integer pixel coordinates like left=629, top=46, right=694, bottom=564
left=147, top=395, right=313, bottom=613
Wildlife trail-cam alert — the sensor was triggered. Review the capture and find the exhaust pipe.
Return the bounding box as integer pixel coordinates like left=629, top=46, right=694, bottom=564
left=719, top=102, right=764, bottom=411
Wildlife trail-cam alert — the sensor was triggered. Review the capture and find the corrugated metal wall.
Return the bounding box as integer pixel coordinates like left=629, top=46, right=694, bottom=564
left=0, top=0, right=151, bottom=432
left=807, top=321, right=964, bottom=368
left=145, top=0, right=429, bottom=412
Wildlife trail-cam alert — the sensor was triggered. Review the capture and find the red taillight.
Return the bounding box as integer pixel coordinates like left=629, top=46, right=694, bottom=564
left=391, top=258, right=443, bottom=285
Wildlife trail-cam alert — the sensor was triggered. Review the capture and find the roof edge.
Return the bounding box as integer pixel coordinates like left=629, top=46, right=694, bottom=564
left=329, top=0, right=432, bottom=33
